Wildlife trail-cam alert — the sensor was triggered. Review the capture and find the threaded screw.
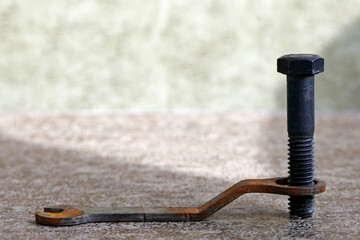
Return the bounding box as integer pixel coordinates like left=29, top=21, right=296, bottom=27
left=277, top=54, right=324, bottom=218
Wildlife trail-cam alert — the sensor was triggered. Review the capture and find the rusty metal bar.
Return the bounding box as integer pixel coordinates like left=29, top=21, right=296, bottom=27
left=35, top=177, right=326, bottom=226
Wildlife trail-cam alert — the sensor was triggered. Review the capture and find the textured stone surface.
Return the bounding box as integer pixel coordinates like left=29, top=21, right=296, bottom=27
left=1, top=0, right=360, bottom=111
left=0, top=113, right=359, bottom=239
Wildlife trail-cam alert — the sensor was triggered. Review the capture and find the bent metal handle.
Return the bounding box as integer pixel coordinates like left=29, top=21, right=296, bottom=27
left=35, top=177, right=326, bottom=226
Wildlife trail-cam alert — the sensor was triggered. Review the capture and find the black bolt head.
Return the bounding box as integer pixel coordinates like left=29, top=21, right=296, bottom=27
left=277, top=54, right=324, bottom=75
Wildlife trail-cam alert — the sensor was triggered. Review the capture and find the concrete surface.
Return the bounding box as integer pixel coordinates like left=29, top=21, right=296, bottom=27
left=1, top=0, right=360, bottom=111
left=0, top=113, right=359, bottom=239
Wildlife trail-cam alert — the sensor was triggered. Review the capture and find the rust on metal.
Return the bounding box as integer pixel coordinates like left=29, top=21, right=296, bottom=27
left=35, top=177, right=326, bottom=226
left=35, top=207, right=84, bottom=225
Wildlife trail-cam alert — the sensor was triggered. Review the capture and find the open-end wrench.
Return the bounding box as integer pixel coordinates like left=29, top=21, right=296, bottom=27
left=36, top=177, right=325, bottom=226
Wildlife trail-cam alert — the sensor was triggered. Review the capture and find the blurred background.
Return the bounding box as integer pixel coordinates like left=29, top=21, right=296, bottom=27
left=1, top=0, right=360, bottom=112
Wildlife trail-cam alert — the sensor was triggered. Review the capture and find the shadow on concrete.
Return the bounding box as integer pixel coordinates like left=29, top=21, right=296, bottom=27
left=0, top=130, right=296, bottom=239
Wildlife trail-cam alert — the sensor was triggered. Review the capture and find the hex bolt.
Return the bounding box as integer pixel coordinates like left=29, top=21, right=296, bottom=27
left=277, top=54, right=324, bottom=218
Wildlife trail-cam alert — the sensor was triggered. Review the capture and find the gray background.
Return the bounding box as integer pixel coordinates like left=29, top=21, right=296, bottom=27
left=1, top=0, right=360, bottom=111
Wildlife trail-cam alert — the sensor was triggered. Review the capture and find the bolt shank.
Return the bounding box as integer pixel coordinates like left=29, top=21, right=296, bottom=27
left=287, top=75, right=314, bottom=137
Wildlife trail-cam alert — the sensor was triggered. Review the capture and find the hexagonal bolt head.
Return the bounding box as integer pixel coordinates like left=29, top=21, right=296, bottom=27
left=277, top=54, right=324, bottom=75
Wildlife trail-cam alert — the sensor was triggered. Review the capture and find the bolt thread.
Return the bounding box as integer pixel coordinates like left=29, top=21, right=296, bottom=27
left=288, top=196, right=314, bottom=218
left=287, top=136, right=314, bottom=218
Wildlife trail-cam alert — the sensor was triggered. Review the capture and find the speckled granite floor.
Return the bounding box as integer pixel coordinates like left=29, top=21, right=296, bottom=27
left=0, top=113, right=359, bottom=239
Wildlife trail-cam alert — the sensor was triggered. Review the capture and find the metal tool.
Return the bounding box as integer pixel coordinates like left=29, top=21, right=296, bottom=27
left=278, top=54, right=324, bottom=218
left=35, top=54, right=326, bottom=226
left=36, top=178, right=325, bottom=226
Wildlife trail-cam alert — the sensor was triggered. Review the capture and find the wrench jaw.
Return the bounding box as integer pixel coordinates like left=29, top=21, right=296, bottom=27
left=35, top=206, right=86, bottom=226
left=35, top=177, right=326, bottom=226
